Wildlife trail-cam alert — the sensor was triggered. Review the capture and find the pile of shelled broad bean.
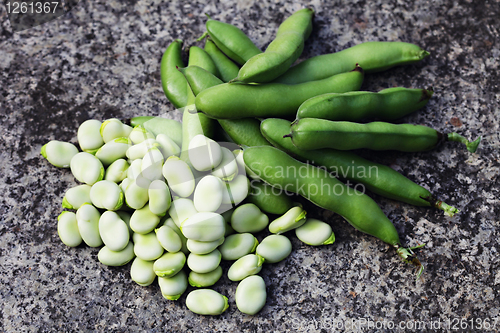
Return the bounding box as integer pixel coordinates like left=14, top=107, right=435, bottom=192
left=41, top=8, right=480, bottom=316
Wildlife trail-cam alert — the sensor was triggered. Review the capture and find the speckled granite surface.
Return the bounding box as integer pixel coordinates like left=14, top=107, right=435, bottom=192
left=1, top=0, right=499, bottom=332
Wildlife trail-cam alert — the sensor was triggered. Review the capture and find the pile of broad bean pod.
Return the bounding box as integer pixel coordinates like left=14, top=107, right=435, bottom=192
left=41, top=8, right=481, bottom=316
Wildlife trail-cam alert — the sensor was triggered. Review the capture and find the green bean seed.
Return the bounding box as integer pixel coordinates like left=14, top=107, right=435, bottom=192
left=237, top=8, right=314, bottom=83
left=230, top=203, right=268, bottom=233
left=132, top=231, right=164, bottom=261
left=295, top=218, right=335, bottom=246
left=212, top=147, right=239, bottom=181
left=160, top=39, right=189, bottom=109
left=187, top=249, right=222, bottom=274
left=204, top=38, right=239, bottom=82
left=141, top=146, right=164, bottom=181
left=116, top=210, right=133, bottom=235
left=124, top=179, right=150, bottom=210
left=193, top=175, right=224, bottom=212
left=95, top=137, right=131, bottom=166
left=153, top=251, right=186, bottom=278
left=161, top=217, right=189, bottom=255
left=187, top=237, right=224, bottom=255
left=130, top=257, right=156, bottom=287
left=235, top=275, right=266, bottom=315
left=296, top=87, right=434, bottom=121
left=41, top=140, right=79, bottom=168
left=168, top=198, right=198, bottom=228
left=273, top=41, right=430, bottom=84
left=227, top=254, right=265, bottom=282
left=148, top=180, right=171, bottom=216
left=126, top=138, right=158, bottom=160
left=222, top=174, right=249, bottom=206
left=204, top=16, right=262, bottom=65
left=155, top=225, right=182, bottom=253
left=77, top=119, right=104, bottom=154
left=90, top=180, right=124, bottom=211
left=158, top=270, right=188, bottom=301
left=268, top=206, right=307, bottom=234
left=188, top=266, right=223, bottom=288
left=130, top=204, right=161, bottom=234
left=185, top=289, right=229, bottom=315
left=70, top=152, right=105, bottom=185
left=180, top=212, right=225, bottom=242
left=98, top=242, right=135, bottom=266
left=61, top=184, right=92, bottom=210
left=162, top=156, right=195, bottom=198
left=76, top=203, right=103, bottom=247
left=288, top=119, right=481, bottom=153
left=129, top=125, right=155, bottom=144
left=246, top=180, right=294, bottom=215
left=188, top=134, right=223, bottom=172
left=256, top=234, right=292, bottom=263
left=156, top=134, right=181, bottom=158
left=57, top=211, right=82, bottom=247
left=195, top=67, right=364, bottom=119
left=219, top=233, right=259, bottom=261
left=104, top=159, right=129, bottom=183
left=99, top=211, right=129, bottom=251
left=100, top=118, right=133, bottom=143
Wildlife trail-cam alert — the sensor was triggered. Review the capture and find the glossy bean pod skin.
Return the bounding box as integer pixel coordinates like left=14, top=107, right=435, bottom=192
left=195, top=66, right=364, bottom=119
left=274, top=41, right=430, bottom=84
left=203, top=16, right=262, bottom=65
left=204, top=38, right=239, bottom=82
left=160, top=39, right=188, bottom=108
left=243, top=145, right=424, bottom=277
left=296, top=87, right=434, bottom=122
left=237, top=8, right=314, bottom=83
left=246, top=180, right=294, bottom=215
left=260, top=118, right=459, bottom=215
left=288, top=119, right=480, bottom=153
left=179, top=65, right=271, bottom=146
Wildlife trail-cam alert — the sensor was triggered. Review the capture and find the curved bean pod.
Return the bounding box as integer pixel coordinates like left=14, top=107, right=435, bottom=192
left=274, top=41, right=429, bottom=84
left=204, top=38, right=239, bottom=82
left=237, top=8, right=314, bottom=83
left=160, top=39, right=188, bottom=108
left=243, top=145, right=424, bottom=278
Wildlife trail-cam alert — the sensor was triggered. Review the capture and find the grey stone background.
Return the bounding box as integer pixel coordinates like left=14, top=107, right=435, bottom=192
left=1, top=0, right=499, bottom=332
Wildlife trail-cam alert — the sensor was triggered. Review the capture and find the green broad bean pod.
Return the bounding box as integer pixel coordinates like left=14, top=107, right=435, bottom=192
left=202, top=15, right=262, bottom=65
left=246, top=180, right=294, bottom=215
left=287, top=119, right=481, bottom=153
left=195, top=66, right=364, bottom=119
left=243, top=145, right=425, bottom=278
left=160, top=39, right=189, bottom=109
left=237, top=8, right=314, bottom=83
left=296, top=87, right=434, bottom=121
left=261, top=118, right=460, bottom=216
left=179, top=65, right=271, bottom=146
left=204, top=38, right=240, bottom=82
left=273, top=41, right=430, bottom=84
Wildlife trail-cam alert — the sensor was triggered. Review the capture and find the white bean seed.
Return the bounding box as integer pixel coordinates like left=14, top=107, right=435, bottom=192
left=57, top=211, right=82, bottom=247
left=98, top=242, right=135, bottom=266
left=153, top=252, right=186, bottom=277
left=193, top=175, right=224, bottom=212
left=77, top=119, right=104, bottom=154
left=70, top=152, right=105, bottom=185
left=104, top=159, right=129, bottom=183
left=212, top=147, right=239, bottom=181
left=255, top=234, right=292, bottom=263
left=132, top=231, right=164, bottom=261
left=156, top=134, right=181, bottom=158
left=188, top=134, right=222, bottom=172
left=158, top=270, right=188, bottom=301
left=295, top=218, right=335, bottom=246
left=162, top=156, right=195, bottom=198
left=76, top=203, right=103, bottom=247
left=188, top=266, right=223, bottom=288
left=90, top=180, right=124, bottom=211
left=61, top=184, right=92, bottom=210
left=235, top=275, right=266, bottom=315
left=268, top=206, right=307, bottom=234
left=185, top=289, right=229, bottom=315
left=99, top=211, right=129, bottom=251
left=180, top=212, right=225, bottom=242
left=231, top=203, right=268, bottom=233
left=130, top=204, right=161, bottom=234
left=221, top=174, right=249, bottom=205
left=219, top=233, right=259, bottom=261
left=130, top=257, right=156, bottom=287
left=227, top=254, right=265, bottom=282
left=95, top=137, right=131, bottom=166
left=187, top=237, right=224, bottom=255
left=155, top=225, right=182, bottom=253
left=41, top=140, right=79, bottom=168
left=100, top=118, right=133, bottom=143
left=148, top=180, right=171, bottom=216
